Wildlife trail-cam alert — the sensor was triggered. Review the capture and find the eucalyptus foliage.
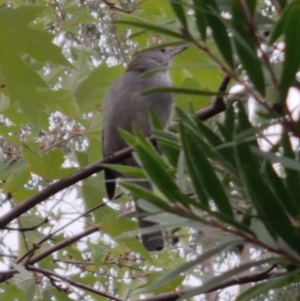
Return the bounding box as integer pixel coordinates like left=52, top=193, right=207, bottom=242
left=0, top=1, right=300, bottom=301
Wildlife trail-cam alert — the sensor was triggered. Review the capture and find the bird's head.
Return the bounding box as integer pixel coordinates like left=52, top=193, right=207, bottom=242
left=126, top=46, right=187, bottom=73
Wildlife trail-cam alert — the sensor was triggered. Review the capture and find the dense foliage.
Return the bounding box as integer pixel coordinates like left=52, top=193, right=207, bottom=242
left=1, top=0, right=300, bottom=301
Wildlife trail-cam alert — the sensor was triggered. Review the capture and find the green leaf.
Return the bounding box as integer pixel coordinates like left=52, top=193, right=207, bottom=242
left=279, top=4, right=300, bottom=102
left=182, top=257, right=280, bottom=299
left=143, top=239, right=243, bottom=293
left=101, top=163, right=145, bottom=178
left=268, top=1, right=293, bottom=44
left=11, top=261, right=36, bottom=301
left=262, top=160, right=299, bottom=217
left=0, top=6, right=71, bottom=125
left=121, top=182, right=174, bottom=212
left=168, top=0, right=187, bottom=26
left=75, top=64, right=124, bottom=113
left=135, top=143, right=193, bottom=207
left=142, top=86, right=221, bottom=96
left=180, top=124, right=234, bottom=218
left=236, top=147, right=300, bottom=253
left=202, top=0, right=234, bottom=68
left=192, top=0, right=207, bottom=40
left=40, top=88, right=80, bottom=118
left=116, top=20, right=190, bottom=41
left=236, top=270, right=300, bottom=301
left=231, top=0, right=265, bottom=95
left=243, top=0, right=257, bottom=17
left=281, top=133, right=300, bottom=213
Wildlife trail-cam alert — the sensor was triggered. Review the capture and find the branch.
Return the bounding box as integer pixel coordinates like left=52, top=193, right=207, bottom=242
left=27, top=227, right=98, bottom=264
left=0, top=146, right=133, bottom=229
left=136, top=269, right=288, bottom=301
left=196, top=75, right=229, bottom=120
left=0, top=227, right=99, bottom=282
left=27, top=265, right=124, bottom=301
left=17, top=202, right=109, bottom=264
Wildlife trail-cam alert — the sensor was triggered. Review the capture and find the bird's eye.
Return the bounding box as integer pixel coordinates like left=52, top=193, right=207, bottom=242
left=160, top=48, right=166, bottom=52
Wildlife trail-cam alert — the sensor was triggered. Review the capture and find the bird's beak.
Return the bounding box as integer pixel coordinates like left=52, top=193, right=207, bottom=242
left=167, top=45, right=188, bottom=57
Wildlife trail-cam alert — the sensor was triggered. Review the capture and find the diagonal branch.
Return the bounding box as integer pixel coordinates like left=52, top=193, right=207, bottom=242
left=27, top=265, right=124, bottom=301
left=0, top=146, right=132, bottom=229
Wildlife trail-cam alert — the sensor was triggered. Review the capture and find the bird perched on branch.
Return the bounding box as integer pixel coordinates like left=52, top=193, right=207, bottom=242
left=102, top=46, right=187, bottom=251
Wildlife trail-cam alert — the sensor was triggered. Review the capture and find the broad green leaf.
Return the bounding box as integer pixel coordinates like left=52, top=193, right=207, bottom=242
left=0, top=6, right=71, bottom=125
left=101, top=213, right=152, bottom=261
left=11, top=261, right=36, bottom=301
left=75, top=65, right=124, bottom=113
left=40, top=88, right=80, bottom=118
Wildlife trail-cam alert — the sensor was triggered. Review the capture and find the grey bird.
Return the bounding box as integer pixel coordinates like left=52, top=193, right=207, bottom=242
left=102, top=46, right=187, bottom=251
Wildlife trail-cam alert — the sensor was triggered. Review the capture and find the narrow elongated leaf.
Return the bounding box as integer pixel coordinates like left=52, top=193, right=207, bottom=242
left=202, top=0, right=234, bottom=68
left=236, top=269, right=300, bottom=301
left=231, top=0, right=265, bottom=95
left=281, top=134, right=300, bottom=213
left=243, top=0, right=257, bottom=17
left=142, top=87, right=221, bottom=96
left=121, top=182, right=177, bottom=212
left=169, top=0, right=187, bottom=26
left=236, top=155, right=300, bottom=253
left=262, top=161, right=298, bottom=216
left=149, top=109, right=181, bottom=167
left=183, top=257, right=279, bottom=300
left=251, top=147, right=300, bottom=172
left=277, top=0, right=287, bottom=10
left=143, top=239, right=243, bottom=293
left=180, top=125, right=234, bottom=218
left=180, top=124, right=209, bottom=207
left=192, top=0, right=207, bottom=40
left=116, top=20, right=190, bottom=41
left=268, top=1, right=293, bottom=43
left=280, top=4, right=300, bottom=102
left=134, top=141, right=196, bottom=207
left=101, top=164, right=145, bottom=178
left=177, top=107, right=237, bottom=172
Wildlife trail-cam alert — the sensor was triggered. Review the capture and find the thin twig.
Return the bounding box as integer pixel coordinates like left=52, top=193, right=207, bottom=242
left=27, top=265, right=124, bottom=301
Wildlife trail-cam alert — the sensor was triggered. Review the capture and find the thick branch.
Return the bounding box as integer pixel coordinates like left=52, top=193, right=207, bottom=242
left=0, top=146, right=132, bottom=229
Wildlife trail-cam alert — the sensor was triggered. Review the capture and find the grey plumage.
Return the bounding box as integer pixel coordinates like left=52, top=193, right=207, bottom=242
left=102, top=46, right=187, bottom=251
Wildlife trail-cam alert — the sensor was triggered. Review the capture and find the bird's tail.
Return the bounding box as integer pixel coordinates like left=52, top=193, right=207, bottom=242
left=133, top=180, right=164, bottom=251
